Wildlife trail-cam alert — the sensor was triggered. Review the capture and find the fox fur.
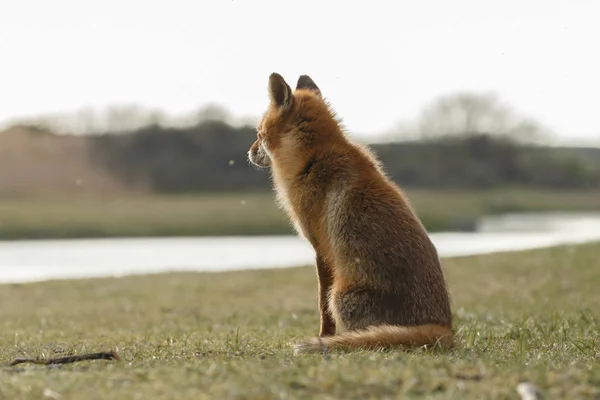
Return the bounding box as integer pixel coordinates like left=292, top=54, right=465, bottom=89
left=248, top=73, right=453, bottom=354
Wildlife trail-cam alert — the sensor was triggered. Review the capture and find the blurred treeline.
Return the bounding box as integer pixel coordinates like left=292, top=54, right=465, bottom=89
left=1, top=92, right=599, bottom=197
left=90, top=122, right=600, bottom=194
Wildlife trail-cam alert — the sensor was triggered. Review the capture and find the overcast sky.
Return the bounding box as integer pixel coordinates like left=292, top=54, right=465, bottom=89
left=1, top=0, right=598, bottom=144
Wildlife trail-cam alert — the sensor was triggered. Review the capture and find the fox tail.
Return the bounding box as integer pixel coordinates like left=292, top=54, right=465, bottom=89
left=293, top=324, right=453, bottom=355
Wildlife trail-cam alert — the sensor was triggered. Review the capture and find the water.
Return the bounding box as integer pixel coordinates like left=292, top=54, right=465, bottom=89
left=2, top=212, right=600, bottom=284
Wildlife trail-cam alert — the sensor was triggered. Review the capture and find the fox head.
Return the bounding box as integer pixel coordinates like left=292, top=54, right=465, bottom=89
left=247, top=73, right=342, bottom=169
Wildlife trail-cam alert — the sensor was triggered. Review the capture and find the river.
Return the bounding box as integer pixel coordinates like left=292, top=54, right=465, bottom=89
left=1, top=212, right=600, bottom=284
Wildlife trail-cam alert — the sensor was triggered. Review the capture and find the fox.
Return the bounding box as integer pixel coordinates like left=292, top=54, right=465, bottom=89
left=247, top=72, right=453, bottom=354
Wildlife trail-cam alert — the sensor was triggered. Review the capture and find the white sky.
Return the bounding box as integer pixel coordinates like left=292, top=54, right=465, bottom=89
left=1, top=0, right=598, bottom=144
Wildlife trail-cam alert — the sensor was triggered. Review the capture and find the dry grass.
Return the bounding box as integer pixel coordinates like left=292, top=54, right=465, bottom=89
left=0, top=126, right=132, bottom=196
left=0, top=242, right=599, bottom=399
left=0, top=192, right=289, bottom=238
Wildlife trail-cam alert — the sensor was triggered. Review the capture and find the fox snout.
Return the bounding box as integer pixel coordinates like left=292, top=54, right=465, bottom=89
left=248, top=138, right=271, bottom=168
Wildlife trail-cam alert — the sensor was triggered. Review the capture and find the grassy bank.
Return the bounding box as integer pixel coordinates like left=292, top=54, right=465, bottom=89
left=1, top=188, right=600, bottom=239
left=1, top=242, right=599, bottom=399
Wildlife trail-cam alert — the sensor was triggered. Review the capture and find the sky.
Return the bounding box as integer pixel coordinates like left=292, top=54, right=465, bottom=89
left=1, top=0, right=598, bottom=145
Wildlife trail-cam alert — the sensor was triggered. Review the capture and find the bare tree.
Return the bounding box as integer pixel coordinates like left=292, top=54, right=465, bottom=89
left=394, top=92, right=550, bottom=143
left=1, top=103, right=248, bottom=135
left=195, top=103, right=232, bottom=123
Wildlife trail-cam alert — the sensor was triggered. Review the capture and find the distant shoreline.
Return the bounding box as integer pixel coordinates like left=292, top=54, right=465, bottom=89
left=1, top=189, right=600, bottom=240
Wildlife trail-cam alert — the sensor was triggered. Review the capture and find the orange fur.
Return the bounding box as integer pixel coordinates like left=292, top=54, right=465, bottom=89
left=293, top=324, right=454, bottom=354
left=248, top=73, right=453, bottom=354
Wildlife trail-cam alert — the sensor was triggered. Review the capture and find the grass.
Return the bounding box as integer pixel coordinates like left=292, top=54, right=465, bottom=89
left=0, top=192, right=289, bottom=239
left=1, top=242, right=600, bottom=399
left=1, top=188, right=600, bottom=239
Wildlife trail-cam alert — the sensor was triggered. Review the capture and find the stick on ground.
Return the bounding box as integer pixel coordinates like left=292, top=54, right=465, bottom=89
left=8, top=351, right=120, bottom=367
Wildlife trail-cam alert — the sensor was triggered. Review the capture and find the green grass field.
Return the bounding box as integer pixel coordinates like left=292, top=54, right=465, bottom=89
left=1, top=242, right=599, bottom=399
left=1, top=188, right=599, bottom=239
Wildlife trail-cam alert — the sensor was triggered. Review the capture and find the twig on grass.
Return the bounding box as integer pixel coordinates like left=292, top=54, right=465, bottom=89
left=8, top=350, right=120, bottom=367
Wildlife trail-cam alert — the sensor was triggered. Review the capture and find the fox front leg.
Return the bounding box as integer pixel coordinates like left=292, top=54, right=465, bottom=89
left=316, top=255, right=336, bottom=337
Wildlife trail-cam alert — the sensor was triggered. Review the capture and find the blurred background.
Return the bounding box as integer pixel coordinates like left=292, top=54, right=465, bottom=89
left=1, top=0, right=599, bottom=280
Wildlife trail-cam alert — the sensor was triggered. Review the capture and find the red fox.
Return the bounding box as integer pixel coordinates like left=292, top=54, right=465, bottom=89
left=248, top=73, right=453, bottom=354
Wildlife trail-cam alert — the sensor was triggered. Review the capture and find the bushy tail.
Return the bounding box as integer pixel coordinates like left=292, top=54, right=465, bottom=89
left=293, top=324, right=453, bottom=355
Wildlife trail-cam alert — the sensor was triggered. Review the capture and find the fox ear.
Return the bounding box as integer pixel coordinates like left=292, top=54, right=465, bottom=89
left=296, top=75, right=322, bottom=98
left=268, top=73, right=293, bottom=111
